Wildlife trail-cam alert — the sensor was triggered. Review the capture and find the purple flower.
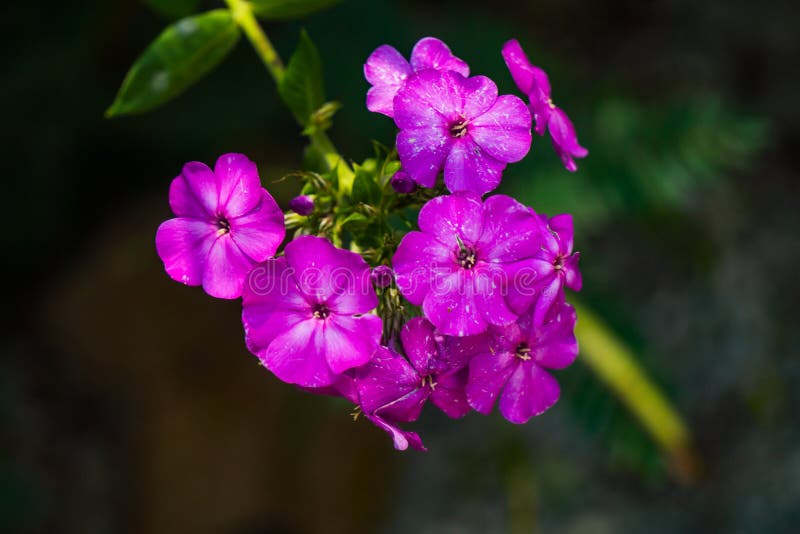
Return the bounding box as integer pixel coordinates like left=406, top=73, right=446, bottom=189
left=241, top=235, right=383, bottom=387
left=155, top=153, right=285, bottom=299
left=465, top=298, right=578, bottom=424
left=394, top=70, right=532, bottom=195
left=356, top=319, right=471, bottom=421
left=364, top=37, right=469, bottom=118
left=502, top=39, right=588, bottom=172
left=371, top=265, right=394, bottom=288
left=289, top=195, right=314, bottom=215
left=392, top=192, right=545, bottom=336
left=390, top=170, right=416, bottom=194
left=509, top=213, right=582, bottom=326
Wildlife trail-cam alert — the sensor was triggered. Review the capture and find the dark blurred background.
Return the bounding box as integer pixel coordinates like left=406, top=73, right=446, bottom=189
left=2, top=0, right=799, bottom=532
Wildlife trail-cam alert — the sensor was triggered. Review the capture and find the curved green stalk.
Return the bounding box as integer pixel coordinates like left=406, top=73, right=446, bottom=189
left=572, top=300, right=699, bottom=483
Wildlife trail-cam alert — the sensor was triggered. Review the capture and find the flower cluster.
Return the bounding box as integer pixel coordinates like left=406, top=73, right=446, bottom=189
left=155, top=37, right=585, bottom=451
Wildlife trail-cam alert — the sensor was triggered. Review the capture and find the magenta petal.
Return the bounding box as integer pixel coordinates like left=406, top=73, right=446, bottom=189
left=285, top=236, right=377, bottom=313
left=531, top=274, right=563, bottom=328
left=261, top=319, right=335, bottom=386
left=168, top=173, right=211, bottom=218
left=469, top=95, right=532, bottom=163
left=548, top=108, right=588, bottom=172
left=476, top=195, right=543, bottom=262
left=393, top=232, right=454, bottom=305
left=530, top=303, right=578, bottom=369
left=323, top=314, right=382, bottom=374
left=242, top=258, right=310, bottom=356
left=460, top=75, right=499, bottom=119
left=466, top=348, right=515, bottom=415
left=364, top=44, right=412, bottom=87
left=444, top=138, right=506, bottom=195
left=430, top=368, right=471, bottom=418
left=501, top=39, right=551, bottom=98
left=400, top=317, right=438, bottom=373
left=376, top=387, right=429, bottom=423
left=396, top=128, right=452, bottom=188
left=423, top=270, right=488, bottom=336
left=155, top=218, right=216, bottom=287
left=546, top=213, right=574, bottom=253
left=202, top=234, right=255, bottom=299
left=473, top=265, right=518, bottom=327
left=365, top=414, right=426, bottom=451
left=357, top=346, right=419, bottom=415
left=564, top=253, right=582, bottom=291
left=394, top=70, right=461, bottom=126
left=498, top=363, right=560, bottom=424
left=418, top=192, right=484, bottom=247
left=230, top=190, right=285, bottom=262
left=410, top=37, right=469, bottom=77
left=214, top=153, right=262, bottom=218
left=367, top=84, right=402, bottom=118
left=177, top=161, right=218, bottom=216
left=501, top=39, right=536, bottom=95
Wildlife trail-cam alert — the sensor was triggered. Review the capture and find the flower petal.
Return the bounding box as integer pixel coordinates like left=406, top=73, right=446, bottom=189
left=546, top=213, right=574, bottom=254
left=367, top=84, right=403, bottom=118
left=284, top=235, right=377, bottom=313
left=430, top=368, right=471, bottom=418
left=394, top=70, right=464, bottom=125
left=548, top=108, right=588, bottom=172
left=214, top=153, right=262, bottom=218
left=155, top=218, right=216, bottom=287
left=400, top=317, right=439, bottom=374
left=323, top=314, right=382, bottom=374
left=242, top=258, right=310, bottom=356
left=202, top=234, right=255, bottom=299
left=443, top=137, right=506, bottom=195
left=476, top=195, right=543, bottom=262
left=469, top=95, right=532, bottom=163
left=422, top=270, right=487, bottom=336
left=498, top=363, right=560, bottom=424
left=364, top=44, right=412, bottom=87
left=564, top=252, right=582, bottom=292
left=260, top=318, right=335, bottom=387
left=460, top=75, right=498, bottom=119
left=173, top=161, right=218, bottom=216
left=364, top=414, right=426, bottom=451
left=466, top=348, right=516, bottom=415
left=393, top=231, right=454, bottom=306
left=396, top=127, right=452, bottom=188
left=230, top=190, right=285, bottom=262
left=410, top=37, right=469, bottom=77
left=501, top=39, right=551, bottom=97
left=417, top=191, right=484, bottom=247
left=357, top=346, right=420, bottom=415
left=530, top=302, right=578, bottom=369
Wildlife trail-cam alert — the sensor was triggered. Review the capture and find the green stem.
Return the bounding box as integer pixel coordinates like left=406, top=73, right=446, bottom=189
left=224, top=0, right=343, bottom=174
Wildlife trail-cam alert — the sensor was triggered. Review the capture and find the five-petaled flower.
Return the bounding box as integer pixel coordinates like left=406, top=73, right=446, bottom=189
left=242, top=235, right=383, bottom=387
left=155, top=153, right=285, bottom=299
left=394, top=70, right=532, bottom=195
left=502, top=39, right=588, bottom=172
left=392, top=192, right=545, bottom=336
left=465, top=298, right=578, bottom=424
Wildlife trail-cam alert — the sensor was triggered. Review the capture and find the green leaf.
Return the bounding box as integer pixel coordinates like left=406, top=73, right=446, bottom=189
left=106, top=10, right=240, bottom=117
left=278, top=30, right=325, bottom=126
left=142, top=0, right=201, bottom=19
left=352, top=170, right=381, bottom=206
left=249, top=0, right=341, bottom=20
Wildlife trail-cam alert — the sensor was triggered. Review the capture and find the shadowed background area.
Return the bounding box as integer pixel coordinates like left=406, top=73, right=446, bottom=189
left=2, top=0, right=799, bottom=532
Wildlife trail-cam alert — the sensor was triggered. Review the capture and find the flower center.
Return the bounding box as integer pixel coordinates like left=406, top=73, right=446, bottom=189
left=421, top=375, right=437, bottom=391
left=455, top=234, right=477, bottom=269
left=515, top=342, right=532, bottom=360
left=546, top=97, right=556, bottom=110
left=312, top=303, right=330, bottom=319
left=216, top=217, right=231, bottom=236
left=449, top=119, right=469, bottom=138
left=553, top=254, right=565, bottom=270
left=457, top=248, right=477, bottom=269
